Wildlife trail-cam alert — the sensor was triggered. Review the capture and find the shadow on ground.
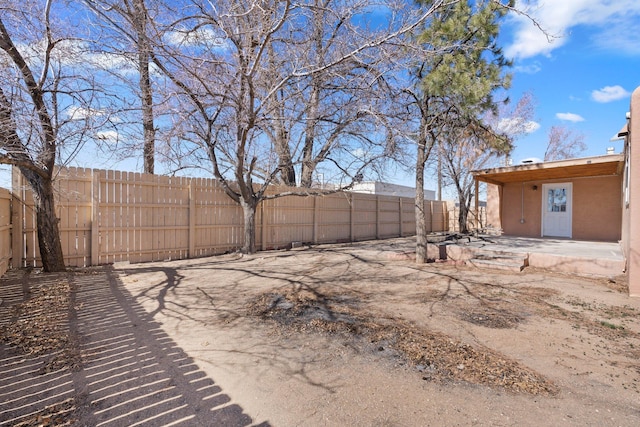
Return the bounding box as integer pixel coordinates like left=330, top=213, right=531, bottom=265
left=0, top=267, right=268, bottom=427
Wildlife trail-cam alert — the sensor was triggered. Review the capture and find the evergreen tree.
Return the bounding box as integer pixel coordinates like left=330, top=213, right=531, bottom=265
left=412, top=0, right=513, bottom=262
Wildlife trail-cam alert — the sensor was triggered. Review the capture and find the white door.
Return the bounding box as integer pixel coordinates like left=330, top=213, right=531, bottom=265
left=542, top=183, right=572, bottom=238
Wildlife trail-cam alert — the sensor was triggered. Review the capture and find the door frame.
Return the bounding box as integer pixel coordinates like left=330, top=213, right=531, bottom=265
left=541, top=182, right=573, bottom=238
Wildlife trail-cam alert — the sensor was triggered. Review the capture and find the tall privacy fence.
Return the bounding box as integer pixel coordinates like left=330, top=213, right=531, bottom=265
left=7, top=167, right=448, bottom=270
left=0, top=188, right=11, bottom=276
left=447, top=203, right=487, bottom=233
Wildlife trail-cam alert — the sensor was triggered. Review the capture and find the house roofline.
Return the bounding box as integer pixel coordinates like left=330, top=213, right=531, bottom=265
left=472, top=154, right=624, bottom=185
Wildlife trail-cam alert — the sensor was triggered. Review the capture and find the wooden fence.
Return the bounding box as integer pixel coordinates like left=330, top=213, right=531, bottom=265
left=447, top=202, right=487, bottom=232
left=11, top=167, right=448, bottom=268
left=0, top=188, right=11, bottom=276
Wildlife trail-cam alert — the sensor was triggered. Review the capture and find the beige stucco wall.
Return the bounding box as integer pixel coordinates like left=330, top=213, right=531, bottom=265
left=485, top=183, right=502, bottom=232
left=496, top=175, right=622, bottom=242
left=627, top=88, right=640, bottom=296
left=573, top=176, right=622, bottom=241
left=501, top=181, right=543, bottom=237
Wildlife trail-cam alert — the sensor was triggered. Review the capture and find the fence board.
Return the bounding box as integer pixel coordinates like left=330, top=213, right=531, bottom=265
left=316, top=193, right=351, bottom=243
left=352, top=193, right=377, bottom=241
left=10, top=167, right=448, bottom=268
left=0, top=188, right=11, bottom=275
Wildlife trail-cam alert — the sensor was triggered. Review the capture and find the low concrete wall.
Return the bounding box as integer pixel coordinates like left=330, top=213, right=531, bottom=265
left=527, top=252, right=625, bottom=277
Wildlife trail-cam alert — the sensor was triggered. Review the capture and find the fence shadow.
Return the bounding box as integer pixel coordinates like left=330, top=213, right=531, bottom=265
left=0, top=267, right=269, bottom=427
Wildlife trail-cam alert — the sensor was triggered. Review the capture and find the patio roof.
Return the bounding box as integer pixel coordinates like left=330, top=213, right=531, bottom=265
left=472, top=154, right=624, bottom=185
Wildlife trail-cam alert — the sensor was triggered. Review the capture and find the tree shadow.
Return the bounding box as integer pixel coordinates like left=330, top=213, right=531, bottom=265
left=116, top=260, right=357, bottom=394
left=0, top=268, right=269, bottom=427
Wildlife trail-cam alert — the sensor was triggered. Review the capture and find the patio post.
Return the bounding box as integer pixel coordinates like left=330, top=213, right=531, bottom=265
left=474, top=178, right=479, bottom=231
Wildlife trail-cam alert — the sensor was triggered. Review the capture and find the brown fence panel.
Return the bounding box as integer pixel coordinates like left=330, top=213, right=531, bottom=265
left=259, top=194, right=315, bottom=250
left=430, top=201, right=447, bottom=232
left=400, top=197, right=415, bottom=236
left=0, top=188, right=11, bottom=275
left=95, top=170, right=192, bottom=264
left=447, top=203, right=486, bottom=232
left=10, top=167, right=449, bottom=268
left=54, top=167, right=92, bottom=267
left=192, top=177, right=244, bottom=257
left=378, top=195, right=402, bottom=239
left=351, top=193, right=377, bottom=241
left=316, top=192, right=352, bottom=243
left=12, top=170, right=39, bottom=268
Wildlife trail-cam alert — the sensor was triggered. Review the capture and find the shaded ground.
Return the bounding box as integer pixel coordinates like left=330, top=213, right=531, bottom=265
left=0, top=268, right=265, bottom=426
left=2, top=237, right=640, bottom=426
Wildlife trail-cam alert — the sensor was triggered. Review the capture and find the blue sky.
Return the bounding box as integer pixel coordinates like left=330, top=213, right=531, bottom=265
left=3, top=0, right=639, bottom=193
left=394, top=0, right=640, bottom=195
left=499, top=0, right=640, bottom=163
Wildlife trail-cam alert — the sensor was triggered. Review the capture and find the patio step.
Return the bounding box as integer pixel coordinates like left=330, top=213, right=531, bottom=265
left=466, top=251, right=528, bottom=273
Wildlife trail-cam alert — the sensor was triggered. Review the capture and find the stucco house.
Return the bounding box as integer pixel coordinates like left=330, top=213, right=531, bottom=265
left=472, top=86, right=640, bottom=297
left=474, top=154, right=623, bottom=241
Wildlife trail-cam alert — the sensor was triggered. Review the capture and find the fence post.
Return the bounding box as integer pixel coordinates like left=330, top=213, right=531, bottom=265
left=11, top=169, right=23, bottom=268
left=91, top=171, right=99, bottom=266
left=444, top=202, right=448, bottom=232
left=474, top=179, right=480, bottom=231
left=399, top=197, right=403, bottom=237
left=188, top=180, right=196, bottom=258
left=429, top=200, right=434, bottom=233
left=261, top=200, right=268, bottom=251
left=350, top=193, right=355, bottom=242
left=313, top=196, right=319, bottom=244
left=376, top=197, right=380, bottom=239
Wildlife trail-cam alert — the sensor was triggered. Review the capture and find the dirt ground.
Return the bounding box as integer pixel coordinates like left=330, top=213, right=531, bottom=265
left=2, top=237, right=640, bottom=426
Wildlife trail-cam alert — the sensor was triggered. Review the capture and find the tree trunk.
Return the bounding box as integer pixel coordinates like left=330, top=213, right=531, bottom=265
left=133, top=0, right=155, bottom=174
left=279, top=161, right=296, bottom=187
left=22, top=170, right=66, bottom=272
left=274, top=133, right=296, bottom=186
left=300, top=86, right=319, bottom=188
left=240, top=198, right=258, bottom=254
left=415, top=139, right=428, bottom=264
left=458, top=195, right=469, bottom=234
left=437, top=145, right=442, bottom=201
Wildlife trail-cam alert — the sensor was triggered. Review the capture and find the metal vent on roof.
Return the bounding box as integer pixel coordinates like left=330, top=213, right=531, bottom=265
left=520, top=157, right=543, bottom=164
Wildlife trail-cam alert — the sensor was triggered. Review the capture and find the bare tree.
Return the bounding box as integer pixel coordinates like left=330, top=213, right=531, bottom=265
left=439, top=120, right=510, bottom=233
left=265, top=0, right=409, bottom=188
left=436, top=92, right=537, bottom=233
left=83, top=0, right=160, bottom=174
left=0, top=0, right=110, bottom=270
left=438, top=93, right=535, bottom=233
left=141, top=0, right=449, bottom=253
left=133, top=0, right=156, bottom=173
left=544, top=125, right=587, bottom=161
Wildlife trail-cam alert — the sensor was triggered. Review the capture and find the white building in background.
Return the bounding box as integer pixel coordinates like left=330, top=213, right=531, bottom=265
left=350, top=181, right=436, bottom=200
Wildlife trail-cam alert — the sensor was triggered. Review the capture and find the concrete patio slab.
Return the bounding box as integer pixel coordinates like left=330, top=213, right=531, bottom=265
left=446, top=235, right=625, bottom=277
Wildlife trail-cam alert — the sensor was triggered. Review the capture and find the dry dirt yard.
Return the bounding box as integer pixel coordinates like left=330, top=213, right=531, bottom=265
left=115, top=237, right=640, bottom=426
left=1, top=237, right=639, bottom=426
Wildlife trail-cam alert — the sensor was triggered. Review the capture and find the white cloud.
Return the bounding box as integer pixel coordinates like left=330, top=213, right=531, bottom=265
left=513, top=62, right=542, bottom=74
left=165, top=27, right=227, bottom=49
left=95, top=131, right=119, bottom=143
left=351, top=148, right=368, bottom=158
left=497, top=117, right=540, bottom=135
left=556, top=112, right=585, bottom=122
left=523, top=121, right=542, bottom=133
left=505, top=0, right=640, bottom=59
left=591, top=85, right=631, bottom=103
left=66, top=106, right=106, bottom=121
left=16, top=39, right=139, bottom=75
